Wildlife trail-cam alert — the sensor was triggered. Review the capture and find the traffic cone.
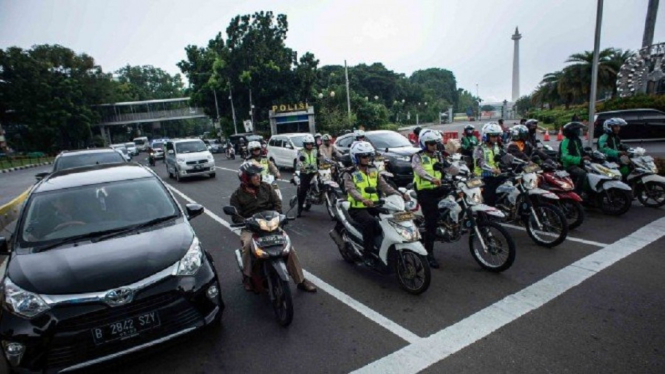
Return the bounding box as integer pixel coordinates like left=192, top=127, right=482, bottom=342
left=543, top=130, right=550, bottom=142
left=556, top=128, right=563, bottom=141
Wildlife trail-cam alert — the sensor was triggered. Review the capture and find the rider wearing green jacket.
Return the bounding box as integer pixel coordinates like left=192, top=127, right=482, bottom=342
left=559, top=122, right=589, bottom=194
left=598, top=117, right=630, bottom=177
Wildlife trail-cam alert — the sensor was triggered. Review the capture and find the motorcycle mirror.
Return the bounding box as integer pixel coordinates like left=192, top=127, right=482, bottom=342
left=223, top=206, right=238, bottom=216
left=364, top=187, right=378, bottom=194
left=299, top=156, right=306, bottom=162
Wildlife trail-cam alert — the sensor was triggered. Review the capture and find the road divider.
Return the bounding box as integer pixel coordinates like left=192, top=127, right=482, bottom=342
left=0, top=188, right=30, bottom=231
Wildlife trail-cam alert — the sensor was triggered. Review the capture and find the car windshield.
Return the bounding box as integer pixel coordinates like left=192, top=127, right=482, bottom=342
left=152, top=142, right=164, bottom=149
left=176, top=140, right=207, bottom=153
left=54, top=152, right=125, bottom=171
left=366, top=132, right=412, bottom=149
left=134, top=139, right=146, bottom=145
left=19, top=178, right=179, bottom=247
left=290, top=135, right=308, bottom=147
left=125, top=142, right=135, bottom=148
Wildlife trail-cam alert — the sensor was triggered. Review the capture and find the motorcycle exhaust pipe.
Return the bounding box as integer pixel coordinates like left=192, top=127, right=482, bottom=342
left=329, top=229, right=345, bottom=250
left=234, top=249, right=244, bottom=271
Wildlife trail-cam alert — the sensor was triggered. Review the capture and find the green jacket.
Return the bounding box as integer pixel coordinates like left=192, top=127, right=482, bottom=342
left=560, top=137, right=583, bottom=169
left=461, top=135, right=478, bottom=151
left=598, top=133, right=625, bottom=159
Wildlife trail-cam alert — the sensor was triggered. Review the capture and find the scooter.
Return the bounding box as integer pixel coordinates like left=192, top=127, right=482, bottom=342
left=226, top=145, right=236, bottom=160
left=623, top=147, right=665, bottom=208
left=148, top=151, right=156, bottom=167
left=538, top=160, right=585, bottom=230
left=262, top=174, right=282, bottom=201
left=404, top=155, right=516, bottom=272
left=223, top=202, right=296, bottom=327
left=329, top=191, right=431, bottom=295
left=581, top=148, right=633, bottom=216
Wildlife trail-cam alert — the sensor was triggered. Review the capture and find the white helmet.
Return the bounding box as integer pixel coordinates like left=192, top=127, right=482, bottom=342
left=481, top=122, right=503, bottom=142
left=248, top=141, right=262, bottom=152
left=302, top=134, right=315, bottom=146
left=350, top=141, right=375, bottom=165
left=354, top=129, right=366, bottom=140
left=418, top=128, right=440, bottom=150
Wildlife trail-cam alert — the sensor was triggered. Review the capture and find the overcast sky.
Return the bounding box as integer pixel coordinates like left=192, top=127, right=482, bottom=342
left=1, top=0, right=663, bottom=103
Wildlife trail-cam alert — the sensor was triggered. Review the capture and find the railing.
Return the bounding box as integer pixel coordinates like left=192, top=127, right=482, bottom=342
left=100, top=107, right=206, bottom=125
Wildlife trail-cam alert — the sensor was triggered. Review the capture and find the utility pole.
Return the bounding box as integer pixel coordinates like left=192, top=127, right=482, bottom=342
left=249, top=88, right=255, bottom=134
left=212, top=89, right=221, bottom=125
left=229, top=85, right=238, bottom=134
left=588, top=0, right=604, bottom=148
left=345, top=60, right=352, bottom=124
left=642, top=0, right=660, bottom=48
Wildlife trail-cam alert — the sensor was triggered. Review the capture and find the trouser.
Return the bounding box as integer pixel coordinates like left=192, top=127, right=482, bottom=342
left=349, top=207, right=380, bottom=254
left=481, top=176, right=506, bottom=206
left=240, top=230, right=305, bottom=284
left=416, top=188, right=448, bottom=253
left=297, top=172, right=315, bottom=211
left=566, top=165, right=587, bottom=195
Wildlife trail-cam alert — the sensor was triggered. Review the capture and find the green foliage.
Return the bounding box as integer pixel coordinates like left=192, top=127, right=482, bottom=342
left=599, top=94, right=665, bottom=112
left=115, top=65, right=184, bottom=100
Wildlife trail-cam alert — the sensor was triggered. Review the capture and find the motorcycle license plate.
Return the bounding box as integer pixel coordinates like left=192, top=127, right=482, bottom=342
left=392, top=212, right=414, bottom=222
left=91, top=311, right=160, bottom=345
left=258, top=235, right=286, bottom=247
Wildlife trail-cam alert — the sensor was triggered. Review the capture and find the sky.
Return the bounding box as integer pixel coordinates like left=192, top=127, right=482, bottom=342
left=1, top=0, right=664, bottom=104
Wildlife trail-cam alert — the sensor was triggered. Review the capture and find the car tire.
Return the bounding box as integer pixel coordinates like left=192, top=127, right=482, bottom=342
left=175, top=168, right=181, bottom=182
left=167, top=164, right=173, bottom=179
left=293, top=159, right=297, bottom=171
left=210, top=172, right=216, bottom=178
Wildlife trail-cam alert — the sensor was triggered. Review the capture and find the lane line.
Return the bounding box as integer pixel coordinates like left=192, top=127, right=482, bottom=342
left=501, top=223, right=609, bottom=247
left=165, top=184, right=421, bottom=344
left=351, top=216, right=665, bottom=374
left=216, top=166, right=291, bottom=183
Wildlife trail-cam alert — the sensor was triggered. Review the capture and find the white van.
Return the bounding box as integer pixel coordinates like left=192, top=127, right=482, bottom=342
left=133, top=136, right=150, bottom=152
left=267, top=133, right=310, bottom=170
left=164, top=138, right=216, bottom=181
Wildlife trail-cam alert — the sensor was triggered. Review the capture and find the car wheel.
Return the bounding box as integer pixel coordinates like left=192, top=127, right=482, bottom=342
left=175, top=168, right=181, bottom=182
left=293, top=159, right=297, bottom=171
left=166, top=164, right=173, bottom=179
left=210, top=172, right=216, bottom=178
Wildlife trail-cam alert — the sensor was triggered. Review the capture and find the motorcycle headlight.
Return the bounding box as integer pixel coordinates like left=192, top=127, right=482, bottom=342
left=173, top=238, right=203, bottom=276
left=3, top=278, right=50, bottom=319
left=257, top=217, right=280, bottom=232
left=389, top=221, right=419, bottom=242
left=559, top=182, right=573, bottom=190
left=466, top=192, right=482, bottom=205
left=523, top=176, right=537, bottom=190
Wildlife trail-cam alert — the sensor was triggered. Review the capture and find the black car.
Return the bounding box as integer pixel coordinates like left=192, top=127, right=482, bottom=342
left=593, top=109, right=665, bottom=141
left=334, top=130, right=420, bottom=187
left=0, top=163, right=223, bottom=373
left=36, top=149, right=127, bottom=181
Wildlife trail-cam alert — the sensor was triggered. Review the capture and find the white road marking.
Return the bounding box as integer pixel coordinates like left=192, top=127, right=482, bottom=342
left=165, top=184, right=420, bottom=344
left=501, top=223, right=609, bottom=247
left=352, top=216, right=665, bottom=374
left=216, top=166, right=291, bottom=183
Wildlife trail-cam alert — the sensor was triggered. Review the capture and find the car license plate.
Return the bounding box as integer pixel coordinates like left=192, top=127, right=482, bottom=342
left=91, top=311, right=160, bottom=345
left=195, top=164, right=202, bottom=170
left=392, top=212, right=414, bottom=222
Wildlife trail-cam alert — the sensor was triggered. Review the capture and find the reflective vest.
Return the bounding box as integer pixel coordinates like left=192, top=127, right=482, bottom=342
left=414, top=153, right=442, bottom=191
left=258, top=158, right=270, bottom=176
left=301, top=150, right=318, bottom=173
left=348, top=169, right=380, bottom=208
left=474, top=143, right=500, bottom=177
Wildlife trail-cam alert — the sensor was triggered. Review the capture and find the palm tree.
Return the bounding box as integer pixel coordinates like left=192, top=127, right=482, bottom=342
left=533, top=71, right=563, bottom=108
left=563, top=49, right=614, bottom=103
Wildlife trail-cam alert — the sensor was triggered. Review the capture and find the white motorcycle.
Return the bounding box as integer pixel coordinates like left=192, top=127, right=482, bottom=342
left=623, top=147, right=665, bottom=208
left=329, top=192, right=431, bottom=295
left=262, top=174, right=282, bottom=201
left=582, top=149, right=633, bottom=216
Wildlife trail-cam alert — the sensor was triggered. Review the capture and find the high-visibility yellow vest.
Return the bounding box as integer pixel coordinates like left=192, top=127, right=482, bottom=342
left=474, top=143, right=500, bottom=176
left=348, top=169, right=380, bottom=208
left=414, top=154, right=442, bottom=191
left=301, top=150, right=318, bottom=173
left=258, top=158, right=269, bottom=176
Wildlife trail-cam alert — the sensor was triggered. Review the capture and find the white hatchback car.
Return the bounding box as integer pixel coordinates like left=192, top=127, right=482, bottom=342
left=267, top=133, right=311, bottom=170
left=164, top=138, right=216, bottom=181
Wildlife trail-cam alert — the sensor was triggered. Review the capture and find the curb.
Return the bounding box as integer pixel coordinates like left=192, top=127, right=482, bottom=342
left=1, top=161, right=52, bottom=174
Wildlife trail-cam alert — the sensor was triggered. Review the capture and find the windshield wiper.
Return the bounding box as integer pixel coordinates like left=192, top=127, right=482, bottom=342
left=35, top=228, right=128, bottom=252
left=92, top=215, right=178, bottom=243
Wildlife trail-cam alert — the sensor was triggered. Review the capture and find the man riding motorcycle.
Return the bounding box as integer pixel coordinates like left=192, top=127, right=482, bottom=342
left=296, top=134, right=319, bottom=217
left=474, top=123, right=504, bottom=206
left=559, top=122, right=589, bottom=195
left=461, top=125, right=479, bottom=157
left=412, top=128, right=456, bottom=269
left=506, top=124, right=533, bottom=162
left=247, top=140, right=281, bottom=179
left=598, top=117, right=630, bottom=177
left=318, top=134, right=337, bottom=160
left=230, top=162, right=316, bottom=293
left=344, top=141, right=407, bottom=258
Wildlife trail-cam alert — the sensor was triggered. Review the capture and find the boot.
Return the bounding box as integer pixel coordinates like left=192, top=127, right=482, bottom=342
left=427, top=253, right=440, bottom=269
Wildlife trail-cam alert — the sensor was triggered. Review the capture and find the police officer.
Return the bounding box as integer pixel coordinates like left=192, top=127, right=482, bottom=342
left=296, top=134, right=319, bottom=217
left=474, top=123, right=504, bottom=206
left=412, top=128, right=455, bottom=269
left=247, top=140, right=282, bottom=199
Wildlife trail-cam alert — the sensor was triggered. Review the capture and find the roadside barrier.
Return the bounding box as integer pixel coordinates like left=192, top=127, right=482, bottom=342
left=0, top=188, right=30, bottom=231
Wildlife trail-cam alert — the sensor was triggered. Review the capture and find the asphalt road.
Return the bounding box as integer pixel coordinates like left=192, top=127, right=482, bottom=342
left=1, top=154, right=665, bottom=373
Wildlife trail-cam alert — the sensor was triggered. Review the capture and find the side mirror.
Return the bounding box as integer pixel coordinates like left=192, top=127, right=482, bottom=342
left=35, top=172, right=49, bottom=181
left=186, top=204, right=204, bottom=220
left=286, top=144, right=294, bottom=149
left=299, top=156, right=306, bottom=161
left=0, top=237, right=9, bottom=255
left=223, top=206, right=238, bottom=216
left=364, top=187, right=377, bottom=194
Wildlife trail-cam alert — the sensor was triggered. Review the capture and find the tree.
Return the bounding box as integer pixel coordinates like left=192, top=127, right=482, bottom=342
left=115, top=65, right=184, bottom=101
left=514, top=95, right=533, bottom=116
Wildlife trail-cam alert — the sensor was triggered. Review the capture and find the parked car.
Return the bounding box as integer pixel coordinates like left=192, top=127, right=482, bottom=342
left=0, top=163, right=224, bottom=373
left=164, top=138, right=216, bottom=181
left=334, top=130, right=420, bottom=187
left=110, top=144, right=132, bottom=162
left=203, top=139, right=223, bottom=153
left=593, top=109, right=665, bottom=141
left=125, top=142, right=139, bottom=156
left=267, top=133, right=310, bottom=169
left=150, top=139, right=166, bottom=160
left=133, top=136, right=150, bottom=152
left=35, top=149, right=127, bottom=181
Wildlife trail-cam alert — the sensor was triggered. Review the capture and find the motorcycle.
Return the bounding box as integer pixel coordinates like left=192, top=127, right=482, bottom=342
left=538, top=160, right=586, bottom=230
left=223, top=202, right=296, bottom=327
left=226, top=145, right=236, bottom=160
left=239, top=145, right=248, bottom=159
left=623, top=147, right=665, bottom=208
left=405, top=154, right=516, bottom=272
left=292, top=160, right=342, bottom=218
left=329, top=192, right=431, bottom=294
left=262, top=174, right=282, bottom=201
left=490, top=154, right=569, bottom=248
left=148, top=151, right=156, bottom=167
left=581, top=148, right=633, bottom=216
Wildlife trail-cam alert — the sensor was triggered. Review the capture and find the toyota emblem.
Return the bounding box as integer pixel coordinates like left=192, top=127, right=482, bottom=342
left=104, top=287, right=134, bottom=307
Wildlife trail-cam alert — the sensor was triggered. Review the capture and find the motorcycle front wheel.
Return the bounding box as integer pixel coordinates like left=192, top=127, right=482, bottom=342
left=469, top=221, right=516, bottom=272
left=325, top=190, right=339, bottom=220
left=526, top=203, right=568, bottom=248
left=394, top=250, right=430, bottom=295
left=600, top=188, right=632, bottom=216
left=266, top=264, right=294, bottom=327
left=559, top=199, right=585, bottom=230
left=636, top=181, right=665, bottom=208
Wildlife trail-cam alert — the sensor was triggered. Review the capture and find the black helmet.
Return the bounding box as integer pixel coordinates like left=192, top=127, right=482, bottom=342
left=464, top=125, right=475, bottom=135
left=413, top=127, right=422, bottom=136
left=525, top=119, right=538, bottom=132
left=563, top=122, right=586, bottom=138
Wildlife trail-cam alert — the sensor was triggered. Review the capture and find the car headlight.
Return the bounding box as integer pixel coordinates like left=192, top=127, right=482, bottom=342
left=173, top=238, right=203, bottom=276
left=176, top=157, right=186, bottom=164
left=389, top=221, right=419, bottom=242
left=3, top=278, right=50, bottom=319
left=466, top=192, right=482, bottom=205
left=207, top=154, right=213, bottom=161
left=395, top=155, right=410, bottom=162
